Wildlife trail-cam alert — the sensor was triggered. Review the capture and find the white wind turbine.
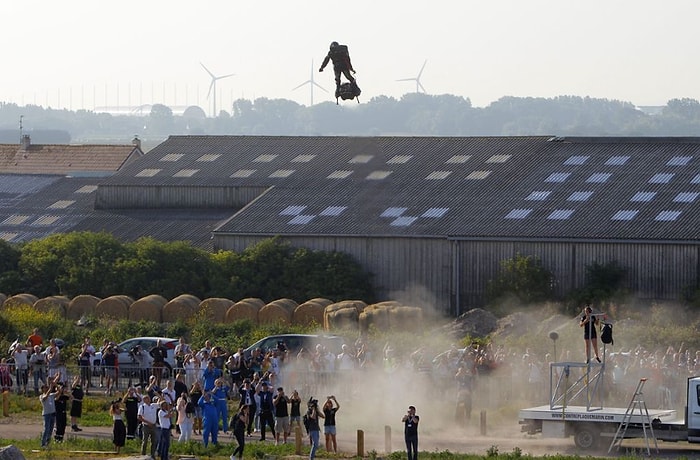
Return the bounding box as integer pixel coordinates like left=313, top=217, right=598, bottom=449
left=397, top=60, right=428, bottom=94
left=200, top=62, right=235, bottom=117
left=292, top=60, right=327, bottom=106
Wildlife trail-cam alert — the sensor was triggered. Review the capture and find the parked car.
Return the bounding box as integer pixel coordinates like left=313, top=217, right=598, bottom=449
left=244, top=333, right=347, bottom=358
left=93, top=337, right=178, bottom=378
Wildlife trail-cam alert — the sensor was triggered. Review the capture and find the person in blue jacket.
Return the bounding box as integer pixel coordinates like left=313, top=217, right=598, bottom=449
left=198, top=391, right=219, bottom=447
left=212, top=377, right=230, bottom=433
left=202, top=360, right=222, bottom=392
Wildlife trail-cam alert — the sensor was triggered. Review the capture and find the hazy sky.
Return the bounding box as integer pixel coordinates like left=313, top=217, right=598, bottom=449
left=2, top=1, right=698, bottom=114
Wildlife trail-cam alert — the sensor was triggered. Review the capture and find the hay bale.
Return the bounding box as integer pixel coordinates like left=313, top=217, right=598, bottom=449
left=95, top=295, right=133, bottom=319
left=389, top=305, right=423, bottom=331
left=162, top=294, right=201, bottom=322
left=225, top=298, right=263, bottom=324
left=293, top=300, right=325, bottom=326
left=129, top=295, right=168, bottom=322
left=198, top=298, right=234, bottom=323
left=309, top=297, right=333, bottom=308
left=324, top=300, right=366, bottom=331
left=359, top=303, right=392, bottom=332
left=66, top=295, right=101, bottom=320
left=34, top=296, right=69, bottom=317
left=2, top=293, right=39, bottom=310
left=258, top=298, right=298, bottom=325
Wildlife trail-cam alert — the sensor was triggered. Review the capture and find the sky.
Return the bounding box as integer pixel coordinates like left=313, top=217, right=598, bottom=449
left=1, top=1, right=698, bottom=115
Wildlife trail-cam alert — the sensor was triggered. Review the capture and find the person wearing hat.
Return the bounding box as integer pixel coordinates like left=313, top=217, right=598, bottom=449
left=198, top=391, right=219, bottom=447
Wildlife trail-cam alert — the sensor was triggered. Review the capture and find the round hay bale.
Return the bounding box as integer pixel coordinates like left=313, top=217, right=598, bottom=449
left=308, top=297, right=333, bottom=307
left=95, top=295, right=133, bottom=319
left=359, top=303, right=393, bottom=332
left=66, top=295, right=101, bottom=320
left=225, top=298, right=263, bottom=324
left=258, top=298, right=298, bottom=325
left=389, top=305, right=423, bottom=331
left=129, top=294, right=168, bottom=322
left=162, top=294, right=201, bottom=322
left=34, top=296, right=69, bottom=317
left=293, top=300, right=325, bottom=326
left=198, top=298, right=234, bottom=323
left=3, top=293, right=39, bottom=310
left=323, top=300, right=366, bottom=331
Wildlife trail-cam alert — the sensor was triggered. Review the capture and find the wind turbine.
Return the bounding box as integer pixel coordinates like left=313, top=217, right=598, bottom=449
left=292, top=60, right=327, bottom=106
left=397, top=60, right=428, bottom=94
left=200, top=62, right=235, bottom=117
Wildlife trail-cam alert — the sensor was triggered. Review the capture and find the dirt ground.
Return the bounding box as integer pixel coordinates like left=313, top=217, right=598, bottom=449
left=4, top=414, right=700, bottom=459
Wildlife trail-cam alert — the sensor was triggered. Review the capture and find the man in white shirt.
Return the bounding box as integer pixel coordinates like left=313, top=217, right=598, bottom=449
left=138, top=395, right=159, bottom=458
left=12, top=344, right=29, bottom=395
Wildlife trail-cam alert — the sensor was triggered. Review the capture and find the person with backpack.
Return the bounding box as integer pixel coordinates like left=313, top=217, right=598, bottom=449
left=319, top=42, right=357, bottom=98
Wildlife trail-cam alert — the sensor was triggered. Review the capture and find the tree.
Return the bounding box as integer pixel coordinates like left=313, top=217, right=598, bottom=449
left=0, top=240, right=21, bottom=294
left=486, top=253, right=555, bottom=305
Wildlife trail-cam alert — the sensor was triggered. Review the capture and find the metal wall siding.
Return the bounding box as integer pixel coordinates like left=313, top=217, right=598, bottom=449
left=96, top=185, right=267, bottom=209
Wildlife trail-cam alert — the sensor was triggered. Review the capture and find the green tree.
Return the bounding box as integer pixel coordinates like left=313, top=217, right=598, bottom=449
left=0, top=239, right=21, bottom=294
left=19, top=231, right=125, bottom=297
left=567, top=261, right=627, bottom=311
left=486, top=253, right=555, bottom=305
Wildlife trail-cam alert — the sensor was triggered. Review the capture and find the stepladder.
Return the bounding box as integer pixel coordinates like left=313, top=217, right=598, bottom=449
left=608, top=377, right=658, bottom=454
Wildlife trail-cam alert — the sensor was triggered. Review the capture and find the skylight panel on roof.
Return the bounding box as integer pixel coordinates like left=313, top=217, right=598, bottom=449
left=288, top=215, right=315, bottom=225
left=567, top=191, right=593, bottom=202
left=366, top=171, right=392, bottom=180
left=426, top=171, right=452, bottom=180
left=564, top=155, right=589, bottom=165
left=655, top=210, right=681, bottom=221
left=349, top=155, right=373, bottom=164
left=631, top=191, right=656, bottom=202
left=587, top=173, right=612, bottom=183
left=691, top=174, right=700, bottom=184
left=674, top=192, right=699, bottom=203
left=160, top=153, right=184, bottom=162
left=269, top=170, right=295, bottom=178
left=327, top=170, right=353, bottom=179
left=466, top=170, right=491, bottom=180
left=649, top=173, right=674, bottom=184
left=173, top=169, right=199, bottom=177
left=391, top=216, right=417, bottom=227
left=0, top=232, right=18, bottom=242
left=486, top=155, right=511, bottom=163
left=446, top=155, right=470, bottom=164
left=612, top=210, right=638, bottom=221
left=606, top=156, right=630, bottom=166
left=33, top=215, right=60, bottom=226
left=75, top=185, right=98, bottom=194
left=421, top=208, right=449, bottom=218
left=280, top=205, right=306, bottom=216
left=381, top=207, right=407, bottom=218
left=292, top=154, right=316, bottom=163
left=548, top=209, right=574, bottom=220
left=667, top=156, right=692, bottom=166
left=197, top=154, right=221, bottom=162
left=2, top=215, right=30, bottom=225
left=505, top=209, right=531, bottom=219
left=319, top=206, right=347, bottom=216
left=254, top=154, right=278, bottom=163
left=387, top=155, right=413, bottom=164
left=49, top=200, right=75, bottom=209
left=545, top=172, right=570, bottom=183
left=136, top=168, right=161, bottom=177
left=526, top=191, right=551, bottom=201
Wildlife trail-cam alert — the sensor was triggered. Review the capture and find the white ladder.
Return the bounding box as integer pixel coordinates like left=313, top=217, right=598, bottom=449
left=608, top=378, right=658, bottom=454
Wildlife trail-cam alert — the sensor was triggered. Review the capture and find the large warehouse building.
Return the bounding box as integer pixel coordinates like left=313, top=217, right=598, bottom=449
left=1, top=135, right=699, bottom=314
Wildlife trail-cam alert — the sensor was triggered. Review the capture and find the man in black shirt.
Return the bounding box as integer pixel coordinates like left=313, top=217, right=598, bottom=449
left=149, top=340, right=168, bottom=386
left=402, top=405, right=419, bottom=460
left=319, top=41, right=356, bottom=97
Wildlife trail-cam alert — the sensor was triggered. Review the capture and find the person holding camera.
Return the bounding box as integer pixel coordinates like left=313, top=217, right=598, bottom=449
left=122, top=385, right=141, bottom=440
left=257, top=381, right=276, bottom=441
left=306, top=398, right=324, bottom=460
left=274, top=387, right=291, bottom=444
left=322, top=395, right=340, bottom=453
left=39, top=375, right=61, bottom=448
left=402, top=405, right=419, bottom=460
left=198, top=391, right=220, bottom=447
left=138, top=394, right=159, bottom=458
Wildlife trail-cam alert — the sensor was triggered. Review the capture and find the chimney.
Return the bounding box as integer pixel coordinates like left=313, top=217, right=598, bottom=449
left=132, top=135, right=141, bottom=150
left=20, top=134, right=30, bottom=150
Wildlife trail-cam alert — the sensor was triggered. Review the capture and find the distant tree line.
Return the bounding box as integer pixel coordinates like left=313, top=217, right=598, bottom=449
left=3, top=96, right=700, bottom=147
left=0, top=233, right=375, bottom=303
